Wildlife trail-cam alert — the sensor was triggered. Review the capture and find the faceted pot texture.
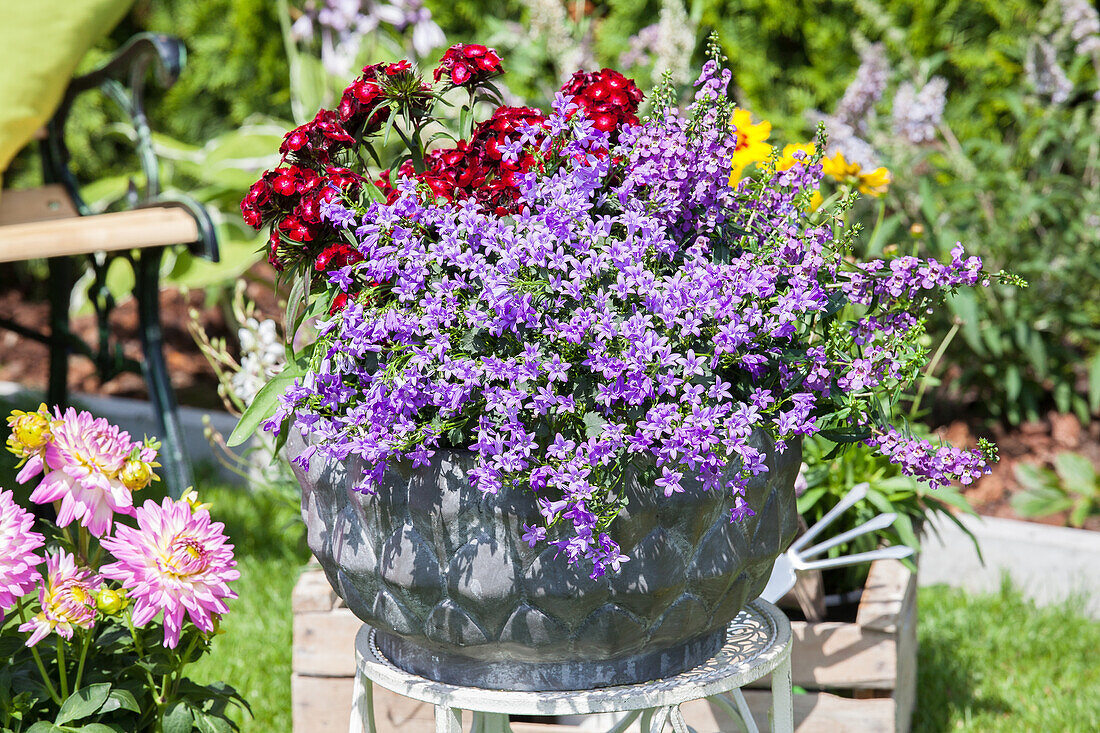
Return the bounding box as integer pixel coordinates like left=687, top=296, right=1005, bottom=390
left=289, top=429, right=800, bottom=690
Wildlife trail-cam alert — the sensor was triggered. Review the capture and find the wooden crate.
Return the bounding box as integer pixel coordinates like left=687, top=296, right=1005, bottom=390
left=292, top=558, right=916, bottom=732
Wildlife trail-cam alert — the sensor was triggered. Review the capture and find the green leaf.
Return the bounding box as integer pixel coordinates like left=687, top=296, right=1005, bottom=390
left=796, top=486, right=827, bottom=514
left=98, top=688, right=140, bottom=716
left=582, top=412, right=607, bottom=440
left=73, top=724, right=126, bottom=733
left=55, top=684, right=111, bottom=726
left=1010, top=486, right=1074, bottom=518
left=193, top=711, right=234, bottom=733
left=1013, top=463, right=1057, bottom=492
left=1053, top=452, right=1096, bottom=492
left=162, top=701, right=194, bottom=733
left=1088, top=352, right=1100, bottom=414
left=227, top=369, right=301, bottom=447
left=1069, top=497, right=1095, bottom=528
left=25, top=723, right=64, bottom=733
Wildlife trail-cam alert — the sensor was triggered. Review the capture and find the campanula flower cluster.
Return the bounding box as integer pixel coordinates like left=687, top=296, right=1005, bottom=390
left=250, top=44, right=995, bottom=579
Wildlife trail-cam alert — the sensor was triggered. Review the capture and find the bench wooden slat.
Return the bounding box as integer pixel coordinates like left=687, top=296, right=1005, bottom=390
left=0, top=185, right=79, bottom=227
left=0, top=206, right=200, bottom=263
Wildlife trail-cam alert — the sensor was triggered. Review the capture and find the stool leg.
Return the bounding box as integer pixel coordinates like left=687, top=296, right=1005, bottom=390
left=349, top=674, right=376, bottom=733
left=723, top=690, right=760, bottom=733
left=607, top=710, right=643, bottom=733
left=435, top=705, right=462, bottom=733
left=134, top=247, right=193, bottom=497
left=647, top=706, right=672, bottom=732
left=46, top=256, right=74, bottom=409
left=770, top=654, right=794, bottom=733
left=668, top=706, right=691, bottom=733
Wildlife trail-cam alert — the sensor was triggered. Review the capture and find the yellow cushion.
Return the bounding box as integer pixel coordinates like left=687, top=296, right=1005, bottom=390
left=0, top=0, right=134, bottom=187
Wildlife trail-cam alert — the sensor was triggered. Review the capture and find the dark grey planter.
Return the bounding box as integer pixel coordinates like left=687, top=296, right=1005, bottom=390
left=289, top=429, right=800, bottom=691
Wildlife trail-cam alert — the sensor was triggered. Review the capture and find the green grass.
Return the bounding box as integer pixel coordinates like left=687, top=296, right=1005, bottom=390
left=186, top=483, right=310, bottom=732
left=914, top=583, right=1100, bottom=732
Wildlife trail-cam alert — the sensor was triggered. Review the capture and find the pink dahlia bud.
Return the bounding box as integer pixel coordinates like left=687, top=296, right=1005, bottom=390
left=18, top=550, right=100, bottom=646
left=23, top=407, right=147, bottom=537
left=101, top=496, right=239, bottom=649
left=0, top=488, right=44, bottom=612
left=433, top=43, right=504, bottom=87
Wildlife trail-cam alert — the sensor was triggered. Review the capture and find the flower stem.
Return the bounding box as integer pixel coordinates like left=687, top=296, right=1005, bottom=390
left=73, top=629, right=91, bottom=691
left=56, top=640, right=69, bottom=700
left=15, top=599, right=62, bottom=705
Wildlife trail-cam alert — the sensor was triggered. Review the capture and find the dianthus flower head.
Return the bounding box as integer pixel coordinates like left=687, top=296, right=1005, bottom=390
left=0, top=488, right=44, bottom=613
left=22, top=408, right=148, bottom=537
left=433, top=43, right=504, bottom=87
left=100, top=496, right=239, bottom=649
left=18, top=550, right=100, bottom=646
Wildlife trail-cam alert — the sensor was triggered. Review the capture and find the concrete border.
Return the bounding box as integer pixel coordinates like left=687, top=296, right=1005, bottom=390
left=919, top=512, right=1100, bottom=618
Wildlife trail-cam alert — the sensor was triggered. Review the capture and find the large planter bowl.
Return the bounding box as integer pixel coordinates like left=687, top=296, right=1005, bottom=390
left=289, top=429, right=800, bottom=691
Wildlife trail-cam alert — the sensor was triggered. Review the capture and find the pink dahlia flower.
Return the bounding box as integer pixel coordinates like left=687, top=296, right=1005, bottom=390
left=0, top=489, right=44, bottom=613
left=23, top=408, right=145, bottom=537
left=18, top=550, right=100, bottom=646
left=101, top=496, right=239, bottom=649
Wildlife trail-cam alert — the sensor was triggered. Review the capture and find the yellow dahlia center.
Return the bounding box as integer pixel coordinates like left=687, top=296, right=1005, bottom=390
left=160, top=535, right=210, bottom=578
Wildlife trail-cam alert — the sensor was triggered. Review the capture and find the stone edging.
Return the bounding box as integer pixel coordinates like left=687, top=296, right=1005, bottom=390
left=919, top=512, right=1100, bottom=618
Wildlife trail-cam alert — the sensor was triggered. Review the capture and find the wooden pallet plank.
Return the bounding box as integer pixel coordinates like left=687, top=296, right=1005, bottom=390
left=294, top=607, right=361, bottom=677
left=292, top=569, right=337, bottom=614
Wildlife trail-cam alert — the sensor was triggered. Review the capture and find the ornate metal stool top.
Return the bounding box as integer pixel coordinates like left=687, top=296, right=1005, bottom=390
left=351, top=598, right=794, bottom=733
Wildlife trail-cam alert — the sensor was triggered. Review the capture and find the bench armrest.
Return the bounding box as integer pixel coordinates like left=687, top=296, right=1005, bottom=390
left=41, top=33, right=218, bottom=262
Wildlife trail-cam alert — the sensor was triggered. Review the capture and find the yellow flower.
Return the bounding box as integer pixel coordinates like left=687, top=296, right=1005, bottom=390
left=857, top=166, right=891, bottom=196
left=181, top=489, right=213, bottom=514
left=777, top=143, right=816, bottom=171
left=6, top=404, right=54, bottom=460
left=821, top=152, right=891, bottom=197
left=807, top=190, right=824, bottom=212
left=120, top=458, right=157, bottom=492
left=729, top=109, right=773, bottom=185
left=821, top=151, right=862, bottom=181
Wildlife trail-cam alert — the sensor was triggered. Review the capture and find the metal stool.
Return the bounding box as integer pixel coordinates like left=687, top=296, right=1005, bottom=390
left=351, top=598, right=794, bottom=733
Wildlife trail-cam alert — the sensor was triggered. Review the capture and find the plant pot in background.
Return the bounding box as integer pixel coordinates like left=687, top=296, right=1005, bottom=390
left=288, top=428, right=801, bottom=691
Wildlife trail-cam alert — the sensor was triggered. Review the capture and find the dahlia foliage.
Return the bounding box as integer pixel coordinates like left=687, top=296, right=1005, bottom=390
left=1, top=406, right=244, bottom=729
left=243, top=41, right=998, bottom=578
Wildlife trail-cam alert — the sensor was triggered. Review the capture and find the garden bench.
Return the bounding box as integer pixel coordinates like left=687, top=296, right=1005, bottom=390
left=0, top=34, right=219, bottom=498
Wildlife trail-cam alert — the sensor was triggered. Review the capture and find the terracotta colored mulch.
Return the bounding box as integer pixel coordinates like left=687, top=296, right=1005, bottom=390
left=935, top=412, right=1100, bottom=532
left=0, top=263, right=279, bottom=412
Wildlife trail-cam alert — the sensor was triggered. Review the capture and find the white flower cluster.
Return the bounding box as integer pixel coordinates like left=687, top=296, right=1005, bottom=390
left=892, top=77, right=948, bottom=145
left=230, top=318, right=285, bottom=406
left=653, top=0, right=697, bottom=86
left=525, top=0, right=593, bottom=79
left=618, top=0, right=697, bottom=87
left=1059, top=0, right=1100, bottom=56
left=835, top=43, right=890, bottom=134
left=1025, top=38, right=1073, bottom=104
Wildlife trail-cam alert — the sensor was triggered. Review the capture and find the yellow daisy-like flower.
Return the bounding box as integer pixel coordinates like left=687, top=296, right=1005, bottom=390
left=821, top=152, right=891, bottom=197
left=807, top=190, right=824, bottom=212
left=729, top=109, right=773, bottom=185
left=821, top=151, right=862, bottom=181
left=777, top=143, right=816, bottom=171
left=857, top=166, right=891, bottom=196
